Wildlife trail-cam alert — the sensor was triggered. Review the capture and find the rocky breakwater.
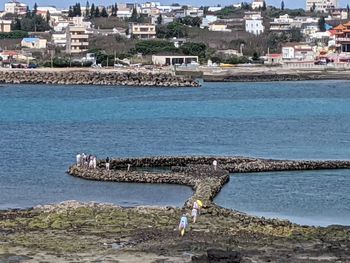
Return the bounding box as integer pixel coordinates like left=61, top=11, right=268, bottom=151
left=106, top=156, right=350, bottom=173
left=0, top=70, right=199, bottom=87
left=68, top=164, right=229, bottom=209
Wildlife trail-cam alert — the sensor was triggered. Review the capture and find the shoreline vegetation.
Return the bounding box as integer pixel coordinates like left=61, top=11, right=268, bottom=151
left=1, top=156, right=350, bottom=262
left=1, top=67, right=350, bottom=88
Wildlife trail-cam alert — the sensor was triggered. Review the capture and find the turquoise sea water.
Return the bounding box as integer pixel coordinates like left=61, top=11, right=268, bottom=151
left=0, top=81, right=349, bottom=226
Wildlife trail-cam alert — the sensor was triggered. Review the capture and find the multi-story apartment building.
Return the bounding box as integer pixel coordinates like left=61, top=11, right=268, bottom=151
left=66, top=26, right=89, bottom=54
left=4, top=1, right=27, bottom=15
left=129, top=23, right=156, bottom=39
left=0, top=20, right=11, bottom=33
left=244, top=12, right=264, bottom=35
left=306, top=0, right=338, bottom=12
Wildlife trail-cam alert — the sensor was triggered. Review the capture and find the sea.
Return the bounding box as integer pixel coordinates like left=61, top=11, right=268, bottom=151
left=0, top=81, right=349, bottom=226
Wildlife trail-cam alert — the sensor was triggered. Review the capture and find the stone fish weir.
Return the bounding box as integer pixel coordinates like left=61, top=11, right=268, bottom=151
left=0, top=69, right=199, bottom=87
left=68, top=156, right=350, bottom=210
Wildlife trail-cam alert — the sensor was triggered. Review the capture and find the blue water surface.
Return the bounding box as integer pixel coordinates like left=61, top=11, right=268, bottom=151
left=0, top=81, right=349, bottom=225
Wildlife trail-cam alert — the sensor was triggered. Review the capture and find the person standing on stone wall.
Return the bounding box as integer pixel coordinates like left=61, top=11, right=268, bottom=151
left=93, top=156, right=97, bottom=169
left=213, top=160, right=218, bottom=171
left=76, top=153, right=81, bottom=166
left=106, top=157, right=110, bottom=170
left=127, top=164, right=131, bottom=172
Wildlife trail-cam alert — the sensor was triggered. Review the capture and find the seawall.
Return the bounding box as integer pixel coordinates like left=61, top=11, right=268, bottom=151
left=0, top=69, right=199, bottom=87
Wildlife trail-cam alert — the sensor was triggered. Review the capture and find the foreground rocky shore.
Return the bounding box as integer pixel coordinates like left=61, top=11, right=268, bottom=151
left=0, top=69, right=199, bottom=87
left=1, top=156, right=350, bottom=262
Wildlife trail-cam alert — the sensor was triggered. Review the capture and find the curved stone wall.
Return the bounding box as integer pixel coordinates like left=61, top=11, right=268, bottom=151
left=68, top=164, right=229, bottom=209
left=0, top=70, right=199, bottom=87
left=68, top=156, right=350, bottom=211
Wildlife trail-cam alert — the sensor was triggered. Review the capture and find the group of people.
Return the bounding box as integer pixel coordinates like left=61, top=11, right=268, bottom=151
left=76, top=153, right=97, bottom=169
left=178, top=199, right=203, bottom=236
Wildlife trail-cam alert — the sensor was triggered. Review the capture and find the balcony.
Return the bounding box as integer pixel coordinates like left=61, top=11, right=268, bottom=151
left=336, top=37, right=350, bottom=42
left=71, top=42, right=89, bottom=46
left=71, top=34, right=88, bottom=39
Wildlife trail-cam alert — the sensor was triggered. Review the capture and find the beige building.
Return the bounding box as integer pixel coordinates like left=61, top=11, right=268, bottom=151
left=129, top=23, right=156, bottom=39
left=152, top=55, right=198, bottom=65
left=66, top=26, right=89, bottom=54
left=0, top=20, right=11, bottom=32
left=21, top=38, right=47, bottom=49
left=306, top=0, right=338, bottom=12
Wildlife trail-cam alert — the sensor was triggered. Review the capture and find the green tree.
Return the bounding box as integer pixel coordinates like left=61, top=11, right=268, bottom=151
left=101, top=7, right=108, bottom=17
left=95, top=6, right=100, bottom=17
left=90, top=3, right=95, bottom=17
left=68, top=6, right=74, bottom=17
left=310, top=2, right=316, bottom=12
left=32, top=2, right=38, bottom=16
left=347, top=4, right=350, bottom=13
left=252, top=51, right=260, bottom=60
left=281, top=0, right=285, bottom=10
left=130, top=7, right=138, bottom=22
left=76, top=3, right=82, bottom=16
left=262, top=1, right=266, bottom=11
left=157, top=14, right=162, bottom=25
left=290, top=27, right=302, bottom=42
left=46, top=11, right=50, bottom=23
left=180, top=42, right=207, bottom=58
left=85, top=1, right=90, bottom=17
left=134, top=40, right=178, bottom=55
left=318, top=16, right=326, bottom=32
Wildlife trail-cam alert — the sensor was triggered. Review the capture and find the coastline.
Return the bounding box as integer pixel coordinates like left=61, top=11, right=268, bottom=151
left=2, top=67, right=350, bottom=86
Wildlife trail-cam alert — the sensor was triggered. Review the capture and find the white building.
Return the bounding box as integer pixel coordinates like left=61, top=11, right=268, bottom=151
left=152, top=55, right=198, bottom=65
left=252, top=0, right=265, bottom=9
left=4, top=1, right=27, bottom=15
left=282, top=44, right=315, bottom=61
left=201, top=15, right=218, bottom=28
left=270, top=14, right=294, bottom=32
left=306, top=0, right=339, bottom=12
left=245, top=12, right=264, bottom=35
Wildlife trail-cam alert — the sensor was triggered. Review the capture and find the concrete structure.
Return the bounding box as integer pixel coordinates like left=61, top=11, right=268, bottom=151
left=245, top=12, right=264, bottom=35
left=252, top=0, right=265, bottom=9
left=209, top=23, right=232, bottom=32
left=306, top=0, right=338, bottom=12
left=152, top=55, right=198, bottom=66
left=129, top=23, right=156, bottom=39
left=0, top=20, right=11, bottom=33
left=4, top=1, right=27, bottom=15
left=66, top=26, right=89, bottom=54
left=21, top=38, right=47, bottom=49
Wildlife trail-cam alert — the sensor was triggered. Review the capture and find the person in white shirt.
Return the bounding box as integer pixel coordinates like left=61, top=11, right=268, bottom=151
left=76, top=153, right=81, bottom=166
left=213, top=160, right=217, bottom=170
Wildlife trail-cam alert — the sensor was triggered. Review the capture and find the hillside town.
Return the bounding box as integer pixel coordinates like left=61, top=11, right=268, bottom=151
left=0, top=0, right=349, bottom=70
